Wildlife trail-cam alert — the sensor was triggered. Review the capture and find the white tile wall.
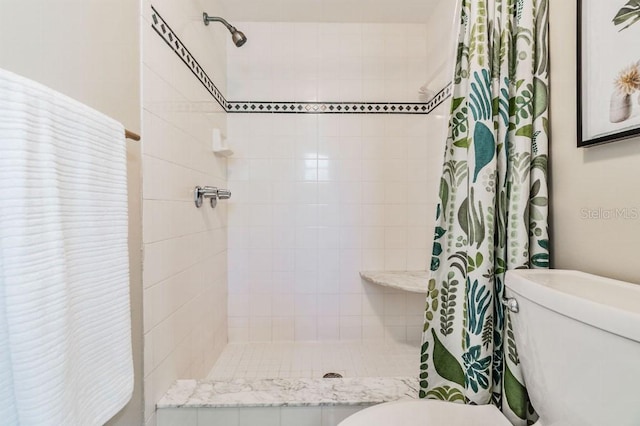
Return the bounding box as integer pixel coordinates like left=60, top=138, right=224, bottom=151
left=142, top=1, right=230, bottom=425
left=227, top=23, right=430, bottom=103
left=225, top=21, right=453, bottom=343
left=158, top=406, right=367, bottom=426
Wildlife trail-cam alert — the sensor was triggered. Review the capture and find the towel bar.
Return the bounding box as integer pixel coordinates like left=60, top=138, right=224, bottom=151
left=125, top=129, right=140, bottom=141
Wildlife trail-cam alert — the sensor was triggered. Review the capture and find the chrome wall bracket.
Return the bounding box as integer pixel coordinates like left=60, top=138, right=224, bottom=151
left=194, top=186, right=232, bottom=208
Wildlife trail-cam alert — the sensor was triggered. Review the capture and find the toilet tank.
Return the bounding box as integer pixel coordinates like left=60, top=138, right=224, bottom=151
left=505, top=270, right=640, bottom=426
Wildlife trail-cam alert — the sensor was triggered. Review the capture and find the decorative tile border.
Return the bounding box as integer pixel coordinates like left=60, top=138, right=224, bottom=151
left=150, top=5, right=451, bottom=115
left=151, top=6, right=229, bottom=111
left=227, top=85, right=452, bottom=115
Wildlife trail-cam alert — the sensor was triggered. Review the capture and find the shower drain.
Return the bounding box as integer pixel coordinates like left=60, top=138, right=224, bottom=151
left=322, top=372, right=343, bottom=378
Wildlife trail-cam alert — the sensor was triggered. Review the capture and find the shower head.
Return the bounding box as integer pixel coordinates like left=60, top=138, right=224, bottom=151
left=203, top=13, right=247, bottom=47
left=231, top=29, right=248, bottom=47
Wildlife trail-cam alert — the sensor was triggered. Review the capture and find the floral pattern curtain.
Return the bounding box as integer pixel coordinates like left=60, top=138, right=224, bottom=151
left=419, top=0, right=549, bottom=424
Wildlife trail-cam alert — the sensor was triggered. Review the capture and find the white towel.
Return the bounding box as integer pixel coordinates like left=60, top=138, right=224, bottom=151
left=0, top=68, right=133, bottom=425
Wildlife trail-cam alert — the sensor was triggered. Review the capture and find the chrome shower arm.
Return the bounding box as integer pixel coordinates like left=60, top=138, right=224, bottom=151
left=202, top=12, right=247, bottom=47
left=203, top=13, right=234, bottom=31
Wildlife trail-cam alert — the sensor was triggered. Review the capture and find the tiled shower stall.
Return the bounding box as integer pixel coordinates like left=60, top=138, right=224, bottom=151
left=141, top=0, right=456, bottom=425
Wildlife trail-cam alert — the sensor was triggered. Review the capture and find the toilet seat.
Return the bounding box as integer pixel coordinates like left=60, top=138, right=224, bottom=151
left=338, top=399, right=513, bottom=426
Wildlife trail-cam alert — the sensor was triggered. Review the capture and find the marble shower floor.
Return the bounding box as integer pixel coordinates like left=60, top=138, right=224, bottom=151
left=158, top=341, right=421, bottom=410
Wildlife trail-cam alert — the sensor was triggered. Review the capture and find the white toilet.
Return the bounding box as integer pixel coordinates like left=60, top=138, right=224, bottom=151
left=340, top=269, right=640, bottom=426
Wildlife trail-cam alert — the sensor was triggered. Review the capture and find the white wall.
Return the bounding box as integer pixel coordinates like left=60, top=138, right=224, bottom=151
left=549, top=1, right=640, bottom=285
left=141, top=0, right=229, bottom=425
left=225, top=10, right=455, bottom=343
left=0, top=1, right=143, bottom=425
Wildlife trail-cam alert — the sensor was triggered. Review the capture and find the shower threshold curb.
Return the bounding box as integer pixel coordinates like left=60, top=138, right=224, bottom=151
left=157, top=377, right=419, bottom=409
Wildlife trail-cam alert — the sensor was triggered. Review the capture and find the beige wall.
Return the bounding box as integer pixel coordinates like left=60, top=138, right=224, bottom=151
left=141, top=0, right=229, bottom=425
left=0, top=0, right=140, bottom=132
left=0, top=1, right=143, bottom=425
left=549, top=1, right=640, bottom=285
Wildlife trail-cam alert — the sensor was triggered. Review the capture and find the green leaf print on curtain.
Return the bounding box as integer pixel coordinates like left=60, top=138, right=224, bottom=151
left=419, top=0, right=549, bottom=425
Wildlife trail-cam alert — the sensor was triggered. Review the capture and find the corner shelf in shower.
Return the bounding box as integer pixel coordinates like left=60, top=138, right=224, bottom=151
left=359, top=271, right=430, bottom=294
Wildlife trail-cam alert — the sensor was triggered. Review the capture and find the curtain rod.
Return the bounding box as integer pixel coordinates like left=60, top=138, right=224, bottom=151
left=125, top=129, right=141, bottom=141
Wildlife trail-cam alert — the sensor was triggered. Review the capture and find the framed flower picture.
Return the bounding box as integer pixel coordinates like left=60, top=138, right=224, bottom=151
left=578, top=0, right=640, bottom=147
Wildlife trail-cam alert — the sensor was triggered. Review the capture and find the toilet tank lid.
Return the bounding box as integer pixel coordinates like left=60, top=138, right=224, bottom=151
left=505, top=269, right=640, bottom=343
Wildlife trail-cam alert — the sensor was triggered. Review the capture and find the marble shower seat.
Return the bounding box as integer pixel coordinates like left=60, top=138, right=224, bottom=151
left=359, top=271, right=430, bottom=293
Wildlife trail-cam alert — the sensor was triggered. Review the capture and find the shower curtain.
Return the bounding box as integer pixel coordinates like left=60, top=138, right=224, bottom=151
left=419, top=0, right=548, bottom=424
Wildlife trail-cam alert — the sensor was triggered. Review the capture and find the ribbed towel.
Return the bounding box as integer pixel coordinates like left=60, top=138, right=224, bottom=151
left=0, top=68, right=133, bottom=425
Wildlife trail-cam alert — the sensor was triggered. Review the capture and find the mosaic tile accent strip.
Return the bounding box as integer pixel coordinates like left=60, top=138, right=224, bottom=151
left=150, top=6, right=229, bottom=111
left=226, top=85, right=452, bottom=115
left=150, top=5, right=451, bottom=115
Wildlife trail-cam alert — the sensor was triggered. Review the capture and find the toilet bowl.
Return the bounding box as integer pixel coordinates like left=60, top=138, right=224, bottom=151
left=339, top=399, right=512, bottom=426
left=340, top=270, right=640, bottom=426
